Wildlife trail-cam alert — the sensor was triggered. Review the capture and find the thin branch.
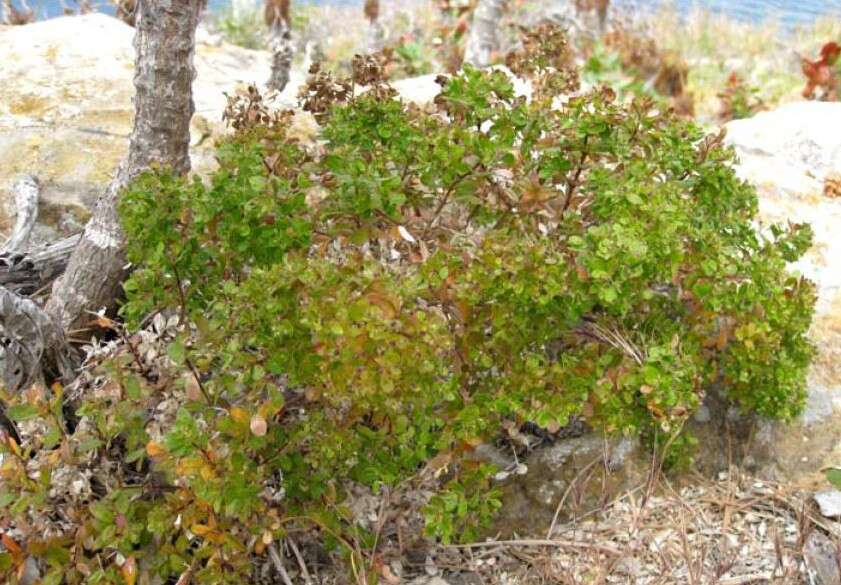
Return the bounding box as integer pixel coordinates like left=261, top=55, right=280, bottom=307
left=562, top=135, right=590, bottom=214
left=287, top=538, right=312, bottom=584
left=267, top=543, right=295, bottom=585
left=447, top=538, right=623, bottom=556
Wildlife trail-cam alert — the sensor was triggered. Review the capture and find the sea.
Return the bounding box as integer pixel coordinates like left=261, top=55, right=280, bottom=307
left=13, top=0, right=841, bottom=28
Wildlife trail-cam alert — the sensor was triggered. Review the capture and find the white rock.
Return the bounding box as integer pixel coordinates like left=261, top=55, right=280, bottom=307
left=814, top=490, right=841, bottom=518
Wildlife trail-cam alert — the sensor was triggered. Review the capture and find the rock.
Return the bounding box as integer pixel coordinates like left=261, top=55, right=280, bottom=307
left=803, top=530, right=841, bottom=585
left=0, top=14, right=292, bottom=244
left=815, top=490, right=841, bottom=519
left=712, top=102, right=841, bottom=477
left=493, top=434, right=647, bottom=537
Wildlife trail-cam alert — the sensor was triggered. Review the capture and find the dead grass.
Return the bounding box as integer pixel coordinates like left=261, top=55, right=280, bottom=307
left=431, top=472, right=841, bottom=584
left=636, top=4, right=841, bottom=121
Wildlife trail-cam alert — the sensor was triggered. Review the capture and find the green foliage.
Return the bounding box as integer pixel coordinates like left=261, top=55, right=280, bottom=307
left=0, top=37, right=816, bottom=583
left=718, top=72, right=764, bottom=121
left=211, top=0, right=267, bottom=50
left=827, top=467, right=841, bottom=490
left=582, top=43, right=658, bottom=102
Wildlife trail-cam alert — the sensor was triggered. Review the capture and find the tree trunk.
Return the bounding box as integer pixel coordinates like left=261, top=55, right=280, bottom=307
left=364, top=0, right=384, bottom=53
left=463, top=0, right=505, bottom=68
left=45, top=0, right=201, bottom=334
left=265, top=0, right=294, bottom=92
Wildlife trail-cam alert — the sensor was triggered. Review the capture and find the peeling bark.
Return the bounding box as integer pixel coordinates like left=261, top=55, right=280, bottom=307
left=265, top=0, right=294, bottom=92
left=463, top=0, right=505, bottom=68
left=45, top=0, right=202, bottom=334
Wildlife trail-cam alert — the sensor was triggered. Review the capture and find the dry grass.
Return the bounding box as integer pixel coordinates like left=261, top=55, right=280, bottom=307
left=431, top=472, right=841, bottom=584
left=635, top=4, right=841, bottom=120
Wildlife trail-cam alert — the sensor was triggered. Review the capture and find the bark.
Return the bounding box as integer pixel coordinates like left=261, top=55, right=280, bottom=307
left=265, top=0, right=294, bottom=92
left=0, top=287, right=74, bottom=391
left=0, top=178, right=75, bottom=393
left=45, top=0, right=201, bottom=333
left=463, top=0, right=505, bottom=68
left=0, top=176, right=77, bottom=297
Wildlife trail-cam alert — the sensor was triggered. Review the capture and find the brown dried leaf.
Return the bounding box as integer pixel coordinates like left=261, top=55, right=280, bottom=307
left=250, top=414, right=268, bottom=437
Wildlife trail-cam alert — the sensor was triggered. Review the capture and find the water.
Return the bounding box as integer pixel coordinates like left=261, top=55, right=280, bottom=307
left=623, top=0, right=841, bottom=26
left=11, top=0, right=841, bottom=27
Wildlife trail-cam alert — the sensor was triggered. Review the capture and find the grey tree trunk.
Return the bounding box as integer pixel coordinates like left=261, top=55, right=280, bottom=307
left=265, top=0, right=293, bottom=92
left=45, top=0, right=201, bottom=333
left=463, top=0, right=505, bottom=68
left=267, top=19, right=294, bottom=92
left=364, top=0, right=384, bottom=53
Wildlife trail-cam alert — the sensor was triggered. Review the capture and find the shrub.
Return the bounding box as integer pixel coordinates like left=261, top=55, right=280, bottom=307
left=0, top=35, right=815, bottom=583
left=718, top=72, right=764, bottom=121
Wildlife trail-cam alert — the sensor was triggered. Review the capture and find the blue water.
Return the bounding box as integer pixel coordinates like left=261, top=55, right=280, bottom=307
left=13, top=0, right=841, bottom=27
left=619, top=0, right=841, bottom=26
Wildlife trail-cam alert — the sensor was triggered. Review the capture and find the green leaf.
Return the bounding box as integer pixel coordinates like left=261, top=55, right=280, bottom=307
left=168, top=338, right=186, bottom=366
left=5, top=404, right=38, bottom=422
left=826, top=468, right=841, bottom=490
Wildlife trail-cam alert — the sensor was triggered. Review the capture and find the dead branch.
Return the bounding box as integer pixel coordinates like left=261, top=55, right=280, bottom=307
left=0, top=287, right=74, bottom=392
left=2, top=176, right=40, bottom=255
left=0, top=234, right=79, bottom=297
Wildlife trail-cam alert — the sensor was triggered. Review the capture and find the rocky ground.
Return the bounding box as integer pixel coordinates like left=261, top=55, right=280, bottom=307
left=2, top=12, right=841, bottom=585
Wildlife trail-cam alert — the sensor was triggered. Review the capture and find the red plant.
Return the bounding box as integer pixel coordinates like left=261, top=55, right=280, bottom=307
left=801, top=41, right=841, bottom=101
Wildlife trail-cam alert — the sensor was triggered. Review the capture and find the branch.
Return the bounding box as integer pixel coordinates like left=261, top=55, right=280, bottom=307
left=267, top=543, right=294, bottom=585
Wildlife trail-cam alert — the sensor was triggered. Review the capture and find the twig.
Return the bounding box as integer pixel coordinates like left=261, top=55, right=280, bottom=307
left=287, top=538, right=312, bottom=584
left=447, top=538, right=623, bottom=556
left=546, top=455, right=603, bottom=538
left=185, top=357, right=213, bottom=406
left=268, top=543, right=295, bottom=585
left=562, top=135, right=590, bottom=214
left=717, top=573, right=773, bottom=585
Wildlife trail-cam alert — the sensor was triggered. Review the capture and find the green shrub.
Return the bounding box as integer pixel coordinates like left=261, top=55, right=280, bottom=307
left=0, top=38, right=815, bottom=583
